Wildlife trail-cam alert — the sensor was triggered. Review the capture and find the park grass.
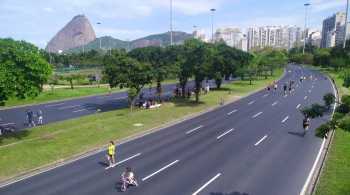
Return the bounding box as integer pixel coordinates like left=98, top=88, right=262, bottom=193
left=1, top=79, right=178, bottom=108
left=309, top=67, right=350, bottom=195
left=0, top=69, right=282, bottom=181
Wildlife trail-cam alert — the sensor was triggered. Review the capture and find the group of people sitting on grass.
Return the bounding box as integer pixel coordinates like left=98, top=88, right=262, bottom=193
left=138, top=99, right=161, bottom=109
left=173, top=85, right=210, bottom=98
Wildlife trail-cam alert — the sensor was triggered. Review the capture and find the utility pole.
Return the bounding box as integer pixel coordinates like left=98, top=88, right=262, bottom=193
left=303, top=3, right=310, bottom=54
left=210, top=8, right=216, bottom=43
left=170, top=0, right=174, bottom=46
left=344, top=0, right=349, bottom=48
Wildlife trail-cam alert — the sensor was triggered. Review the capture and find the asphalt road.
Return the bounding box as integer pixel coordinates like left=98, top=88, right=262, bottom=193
left=0, top=79, right=221, bottom=131
left=0, top=65, right=335, bottom=195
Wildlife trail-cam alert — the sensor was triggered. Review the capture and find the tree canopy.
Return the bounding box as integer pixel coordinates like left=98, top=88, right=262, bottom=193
left=0, top=38, right=52, bottom=105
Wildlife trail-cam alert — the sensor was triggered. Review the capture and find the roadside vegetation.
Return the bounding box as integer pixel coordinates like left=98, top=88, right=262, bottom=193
left=288, top=41, right=350, bottom=195
left=0, top=68, right=283, bottom=181
left=0, top=37, right=288, bottom=180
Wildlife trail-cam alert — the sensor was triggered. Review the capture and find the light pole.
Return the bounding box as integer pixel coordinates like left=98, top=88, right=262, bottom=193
left=210, top=8, right=216, bottom=43
left=97, top=22, right=102, bottom=50
left=344, top=0, right=349, bottom=48
left=170, top=0, right=174, bottom=46
left=303, top=3, right=310, bottom=54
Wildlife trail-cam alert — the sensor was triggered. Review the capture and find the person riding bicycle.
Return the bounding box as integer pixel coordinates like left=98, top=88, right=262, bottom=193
left=121, top=167, right=138, bottom=191
left=303, top=116, right=310, bottom=133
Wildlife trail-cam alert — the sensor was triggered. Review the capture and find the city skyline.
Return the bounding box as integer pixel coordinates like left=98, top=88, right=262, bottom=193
left=0, top=0, right=348, bottom=48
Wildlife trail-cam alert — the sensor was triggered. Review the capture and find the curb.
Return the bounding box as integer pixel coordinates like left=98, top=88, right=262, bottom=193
left=0, top=68, right=286, bottom=188
left=300, top=72, right=339, bottom=195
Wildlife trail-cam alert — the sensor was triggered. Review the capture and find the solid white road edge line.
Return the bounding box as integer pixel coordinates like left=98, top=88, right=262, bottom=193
left=192, top=173, right=222, bottom=195
left=252, top=112, right=263, bottom=119
left=186, top=125, right=204, bottom=134
left=281, top=116, right=289, bottom=123
left=142, top=160, right=179, bottom=181
left=112, top=96, right=128, bottom=100
left=105, top=153, right=141, bottom=170
left=296, top=104, right=301, bottom=109
left=45, top=103, right=65, bottom=107
left=299, top=74, right=338, bottom=195
left=272, top=101, right=278, bottom=106
left=254, top=135, right=268, bottom=146
left=217, top=128, right=235, bottom=140
left=227, top=109, right=238, bottom=115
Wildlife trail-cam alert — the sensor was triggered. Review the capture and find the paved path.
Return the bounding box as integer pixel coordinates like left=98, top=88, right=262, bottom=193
left=0, top=80, right=221, bottom=131
left=0, top=65, right=334, bottom=195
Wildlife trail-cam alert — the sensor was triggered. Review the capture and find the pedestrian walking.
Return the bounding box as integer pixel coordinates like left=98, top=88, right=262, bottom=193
left=37, top=109, right=43, bottom=125
left=106, top=141, right=116, bottom=167
left=27, top=109, right=35, bottom=127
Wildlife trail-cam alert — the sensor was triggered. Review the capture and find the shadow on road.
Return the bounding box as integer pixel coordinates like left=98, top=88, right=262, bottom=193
left=288, top=131, right=306, bottom=138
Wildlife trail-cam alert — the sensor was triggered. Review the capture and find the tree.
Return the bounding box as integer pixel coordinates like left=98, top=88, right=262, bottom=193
left=313, top=48, right=331, bottom=67
left=128, top=46, right=174, bottom=101
left=323, top=93, right=335, bottom=110
left=103, top=50, right=152, bottom=108
left=0, top=38, right=52, bottom=105
left=60, top=74, right=85, bottom=89
left=183, top=39, right=213, bottom=102
left=301, top=104, right=327, bottom=118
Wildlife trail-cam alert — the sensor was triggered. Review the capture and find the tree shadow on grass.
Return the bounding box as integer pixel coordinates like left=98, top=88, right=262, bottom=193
left=0, top=130, right=31, bottom=145
left=171, top=98, right=205, bottom=108
left=210, top=192, right=249, bottom=195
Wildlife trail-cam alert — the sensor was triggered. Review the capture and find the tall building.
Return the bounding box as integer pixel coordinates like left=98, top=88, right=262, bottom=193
left=193, top=29, right=207, bottom=42
left=214, top=27, right=247, bottom=51
left=321, top=12, right=347, bottom=48
left=247, top=26, right=302, bottom=51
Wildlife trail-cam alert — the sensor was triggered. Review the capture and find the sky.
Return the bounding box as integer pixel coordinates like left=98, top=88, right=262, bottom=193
left=0, top=0, right=348, bottom=48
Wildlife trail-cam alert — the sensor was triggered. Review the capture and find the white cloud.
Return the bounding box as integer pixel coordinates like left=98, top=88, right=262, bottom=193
left=310, top=0, right=346, bottom=12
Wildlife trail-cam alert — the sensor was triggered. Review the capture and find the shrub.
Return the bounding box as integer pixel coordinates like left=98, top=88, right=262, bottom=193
left=302, top=104, right=327, bottom=118
left=323, top=93, right=335, bottom=109
left=338, top=116, right=350, bottom=132
left=341, top=95, right=350, bottom=106
left=315, top=123, right=331, bottom=138
left=336, top=103, right=350, bottom=114
left=333, top=112, right=345, bottom=121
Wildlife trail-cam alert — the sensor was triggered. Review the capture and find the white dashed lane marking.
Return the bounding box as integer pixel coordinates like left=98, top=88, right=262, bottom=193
left=217, top=128, right=235, bottom=140
left=227, top=109, right=238, bottom=115
left=281, top=116, right=289, bottom=123
left=186, top=125, right=204, bottom=134
left=252, top=112, right=263, bottom=119
left=254, top=135, right=268, bottom=146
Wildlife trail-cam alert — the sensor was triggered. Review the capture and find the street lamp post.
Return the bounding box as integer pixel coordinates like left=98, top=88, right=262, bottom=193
left=210, top=8, right=216, bottom=43
left=344, top=0, right=349, bottom=48
left=303, top=3, right=310, bottom=54
left=97, top=22, right=102, bottom=50
left=170, top=0, right=173, bottom=46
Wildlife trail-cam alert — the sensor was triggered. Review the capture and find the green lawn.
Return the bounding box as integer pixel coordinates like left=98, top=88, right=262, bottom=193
left=1, top=79, right=179, bottom=108
left=311, top=67, right=350, bottom=195
left=0, top=69, right=282, bottom=181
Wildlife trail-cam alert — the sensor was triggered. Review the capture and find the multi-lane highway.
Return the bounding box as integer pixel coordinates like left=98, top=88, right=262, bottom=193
left=0, top=65, right=335, bottom=195
left=0, top=80, right=221, bottom=131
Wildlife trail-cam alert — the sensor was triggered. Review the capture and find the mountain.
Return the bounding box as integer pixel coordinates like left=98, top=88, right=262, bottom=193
left=130, top=31, right=193, bottom=49
left=67, top=36, right=129, bottom=53
left=65, top=31, right=193, bottom=53
left=46, top=15, right=96, bottom=53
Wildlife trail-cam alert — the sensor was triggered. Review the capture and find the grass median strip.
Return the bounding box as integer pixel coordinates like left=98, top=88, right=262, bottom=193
left=0, top=69, right=282, bottom=181
left=310, top=66, right=350, bottom=195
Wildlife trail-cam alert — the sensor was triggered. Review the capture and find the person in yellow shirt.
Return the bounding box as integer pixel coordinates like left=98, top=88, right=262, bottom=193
left=106, top=141, right=116, bottom=167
